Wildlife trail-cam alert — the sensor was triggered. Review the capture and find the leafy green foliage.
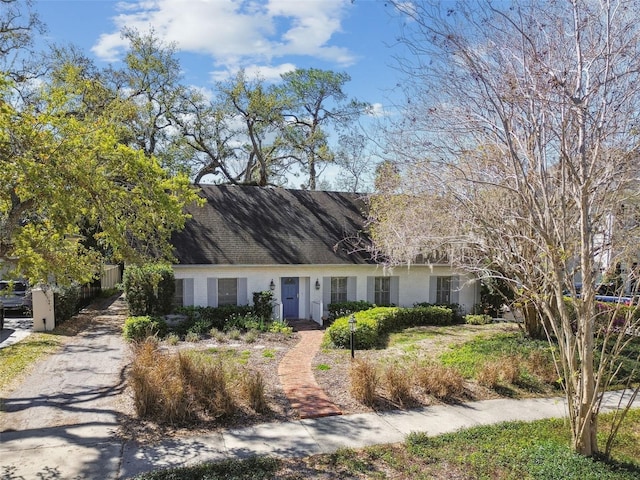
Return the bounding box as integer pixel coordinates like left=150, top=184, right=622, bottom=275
left=439, top=333, right=553, bottom=378
left=327, top=300, right=374, bottom=323
left=465, top=314, right=493, bottom=325
left=325, top=305, right=458, bottom=349
left=1, top=66, right=199, bottom=285
left=123, top=316, right=168, bottom=341
left=252, top=291, right=274, bottom=320
left=123, top=264, right=175, bottom=316
left=53, top=284, right=81, bottom=322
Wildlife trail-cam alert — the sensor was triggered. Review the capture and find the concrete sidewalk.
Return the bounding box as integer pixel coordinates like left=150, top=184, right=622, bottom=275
left=1, top=390, right=638, bottom=479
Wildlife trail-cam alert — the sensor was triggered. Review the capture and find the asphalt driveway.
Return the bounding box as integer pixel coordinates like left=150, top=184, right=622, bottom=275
left=0, top=295, right=129, bottom=479
left=0, top=315, right=33, bottom=349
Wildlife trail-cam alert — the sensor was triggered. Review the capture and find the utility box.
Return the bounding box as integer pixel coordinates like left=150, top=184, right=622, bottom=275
left=32, top=287, right=55, bottom=332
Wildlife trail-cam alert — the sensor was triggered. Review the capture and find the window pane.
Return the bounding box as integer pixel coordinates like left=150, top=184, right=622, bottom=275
left=436, top=276, right=452, bottom=304
left=331, top=277, right=348, bottom=304
left=374, top=277, right=391, bottom=305
left=174, top=279, right=184, bottom=307
left=218, top=278, right=238, bottom=306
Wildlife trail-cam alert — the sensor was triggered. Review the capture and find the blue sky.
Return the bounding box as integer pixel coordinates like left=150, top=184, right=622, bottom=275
left=33, top=0, right=411, bottom=118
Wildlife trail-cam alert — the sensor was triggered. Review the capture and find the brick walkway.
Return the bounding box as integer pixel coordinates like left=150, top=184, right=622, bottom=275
left=278, top=321, right=342, bottom=419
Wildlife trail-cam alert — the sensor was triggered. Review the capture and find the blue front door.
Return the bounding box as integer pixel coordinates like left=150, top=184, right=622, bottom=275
left=282, top=277, right=299, bottom=319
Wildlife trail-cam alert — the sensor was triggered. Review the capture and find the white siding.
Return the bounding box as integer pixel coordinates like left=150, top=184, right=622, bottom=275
left=172, top=264, right=479, bottom=317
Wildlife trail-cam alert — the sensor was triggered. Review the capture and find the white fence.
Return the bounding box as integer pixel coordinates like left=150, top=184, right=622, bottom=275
left=101, top=265, right=121, bottom=290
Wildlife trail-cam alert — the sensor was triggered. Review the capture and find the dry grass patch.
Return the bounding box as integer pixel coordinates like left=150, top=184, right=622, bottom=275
left=239, top=370, right=268, bottom=413
left=382, top=363, right=413, bottom=406
left=349, top=358, right=378, bottom=406
left=417, top=363, right=465, bottom=401
left=477, top=355, right=521, bottom=389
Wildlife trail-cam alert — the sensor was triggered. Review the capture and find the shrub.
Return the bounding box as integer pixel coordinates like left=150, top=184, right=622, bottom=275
left=477, top=360, right=501, bottom=388
left=325, top=307, right=399, bottom=349
left=417, top=363, right=465, bottom=400
left=123, top=316, right=168, bottom=341
left=382, top=364, right=412, bottom=406
left=165, top=333, right=180, bottom=346
left=227, top=328, right=241, bottom=341
left=123, top=264, right=175, bottom=316
left=327, top=301, right=374, bottom=323
left=185, top=331, right=200, bottom=343
left=326, top=315, right=379, bottom=349
left=465, top=314, right=493, bottom=325
left=252, top=291, right=274, bottom=320
left=244, top=330, right=258, bottom=343
left=53, top=283, right=81, bottom=323
left=267, top=320, right=293, bottom=335
left=395, top=305, right=455, bottom=328
left=173, top=305, right=253, bottom=334
left=349, top=358, right=378, bottom=406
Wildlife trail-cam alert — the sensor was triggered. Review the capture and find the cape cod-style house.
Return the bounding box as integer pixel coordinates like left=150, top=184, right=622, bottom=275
left=171, top=185, right=479, bottom=324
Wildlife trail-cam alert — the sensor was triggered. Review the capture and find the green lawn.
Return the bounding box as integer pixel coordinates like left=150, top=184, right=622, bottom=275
left=0, top=333, right=63, bottom=392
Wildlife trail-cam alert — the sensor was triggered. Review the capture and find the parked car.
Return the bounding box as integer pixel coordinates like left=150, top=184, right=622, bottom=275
left=0, top=280, right=31, bottom=315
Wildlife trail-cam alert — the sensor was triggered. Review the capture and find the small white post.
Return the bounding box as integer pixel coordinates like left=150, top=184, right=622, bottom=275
left=32, top=287, right=55, bottom=332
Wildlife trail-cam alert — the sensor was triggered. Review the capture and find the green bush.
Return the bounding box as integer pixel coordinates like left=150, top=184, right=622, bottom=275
left=465, top=314, right=493, bottom=325
left=53, top=283, right=81, bottom=323
left=395, top=305, right=455, bottom=327
left=174, top=305, right=253, bottom=334
left=325, top=307, right=398, bottom=349
left=123, top=316, right=168, bottom=341
left=414, top=302, right=464, bottom=323
left=123, top=264, right=175, bottom=316
left=252, top=291, right=274, bottom=320
left=327, top=300, right=374, bottom=322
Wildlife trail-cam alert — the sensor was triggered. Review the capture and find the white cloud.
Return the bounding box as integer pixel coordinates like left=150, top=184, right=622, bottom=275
left=91, top=0, right=355, bottom=70
left=368, top=102, right=387, bottom=118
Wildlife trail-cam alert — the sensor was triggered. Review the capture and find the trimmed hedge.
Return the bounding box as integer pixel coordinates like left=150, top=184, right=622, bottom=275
left=396, top=306, right=455, bottom=327
left=325, top=305, right=458, bottom=350
left=327, top=301, right=374, bottom=323
left=123, top=264, right=175, bottom=316
left=123, top=316, right=168, bottom=341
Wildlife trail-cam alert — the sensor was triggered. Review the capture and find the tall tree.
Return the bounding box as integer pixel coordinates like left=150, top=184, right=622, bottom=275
left=219, top=70, right=290, bottom=186
left=374, top=0, right=640, bottom=456
left=0, top=60, right=199, bottom=285
left=107, top=28, right=188, bottom=175
left=280, top=68, right=369, bottom=190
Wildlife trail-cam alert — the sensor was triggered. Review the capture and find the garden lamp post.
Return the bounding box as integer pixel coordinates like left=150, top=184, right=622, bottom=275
left=349, top=314, right=356, bottom=359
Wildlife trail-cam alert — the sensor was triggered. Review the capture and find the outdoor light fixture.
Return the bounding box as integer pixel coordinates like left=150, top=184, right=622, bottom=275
left=269, top=279, right=275, bottom=291
left=315, top=279, right=320, bottom=290
left=349, top=314, right=356, bottom=359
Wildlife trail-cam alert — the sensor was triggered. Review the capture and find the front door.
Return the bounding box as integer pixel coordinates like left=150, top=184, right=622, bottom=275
left=282, top=277, right=299, bottom=319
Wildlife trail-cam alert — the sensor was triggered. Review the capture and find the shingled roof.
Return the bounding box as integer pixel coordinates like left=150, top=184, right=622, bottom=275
left=172, top=185, right=375, bottom=265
